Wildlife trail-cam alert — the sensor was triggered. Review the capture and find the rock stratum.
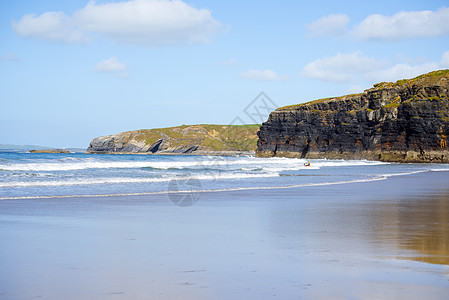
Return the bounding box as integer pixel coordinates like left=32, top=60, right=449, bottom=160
left=86, top=124, right=259, bottom=155
left=257, top=70, right=449, bottom=162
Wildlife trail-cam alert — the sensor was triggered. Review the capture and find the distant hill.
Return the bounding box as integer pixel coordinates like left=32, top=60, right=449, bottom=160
left=0, top=144, right=49, bottom=151
left=86, top=124, right=260, bottom=155
left=0, top=144, right=85, bottom=153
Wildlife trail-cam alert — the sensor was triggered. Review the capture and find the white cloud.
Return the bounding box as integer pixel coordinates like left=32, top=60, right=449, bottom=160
left=302, top=52, right=382, bottom=82
left=306, top=14, right=349, bottom=37
left=94, top=57, right=127, bottom=75
left=306, top=7, right=449, bottom=41
left=365, top=63, right=440, bottom=82
left=302, top=50, right=449, bottom=83
left=239, top=69, right=288, bottom=81
left=353, top=7, right=449, bottom=41
left=12, top=11, right=88, bottom=44
left=12, top=0, right=222, bottom=46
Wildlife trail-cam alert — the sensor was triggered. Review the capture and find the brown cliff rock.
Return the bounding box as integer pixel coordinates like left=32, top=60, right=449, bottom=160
left=257, top=70, right=449, bottom=162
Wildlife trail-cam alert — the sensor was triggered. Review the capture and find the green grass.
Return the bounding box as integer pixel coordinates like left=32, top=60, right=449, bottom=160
left=278, top=93, right=362, bottom=110
left=127, top=124, right=261, bottom=152
left=390, top=69, right=449, bottom=87
left=278, top=69, right=449, bottom=111
left=384, top=102, right=400, bottom=109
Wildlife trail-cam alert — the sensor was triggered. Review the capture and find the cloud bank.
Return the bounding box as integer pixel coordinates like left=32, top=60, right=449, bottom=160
left=303, top=50, right=449, bottom=83
left=302, top=52, right=381, bottom=82
left=306, top=7, right=449, bottom=41
left=12, top=0, right=222, bottom=46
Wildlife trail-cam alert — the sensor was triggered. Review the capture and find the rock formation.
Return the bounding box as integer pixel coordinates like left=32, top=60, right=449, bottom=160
left=86, top=124, right=259, bottom=155
left=29, top=149, right=71, bottom=154
left=257, top=70, right=449, bottom=162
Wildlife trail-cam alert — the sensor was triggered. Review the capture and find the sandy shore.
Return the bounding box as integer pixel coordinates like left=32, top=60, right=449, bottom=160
left=1, top=171, right=448, bottom=299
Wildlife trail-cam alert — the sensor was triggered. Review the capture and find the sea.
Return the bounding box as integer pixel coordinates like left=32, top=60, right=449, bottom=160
left=1, top=150, right=449, bottom=202
left=2, top=150, right=449, bottom=299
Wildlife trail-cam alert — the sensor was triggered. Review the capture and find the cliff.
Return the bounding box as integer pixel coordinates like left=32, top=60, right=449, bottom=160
left=86, top=124, right=259, bottom=155
left=257, top=70, right=449, bottom=162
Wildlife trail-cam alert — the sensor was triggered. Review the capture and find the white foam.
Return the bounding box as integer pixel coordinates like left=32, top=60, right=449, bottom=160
left=381, top=170, right=428, bottom=177
left=0, top=176, right=387, bottom=200
left=310, top=160, right=387, bottom=168
left=0, top=160, right=200, bottom=171
left=430, top=168, right=449, bottom=172
left=0, top=156, right=386, bottom=172
left=0, top=172, right=279, bottom=188
left=3, top=167, right=438, bottom=201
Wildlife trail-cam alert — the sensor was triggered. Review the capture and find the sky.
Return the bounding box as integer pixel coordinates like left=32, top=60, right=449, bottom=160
left=1, top=0, right=449, bottom=148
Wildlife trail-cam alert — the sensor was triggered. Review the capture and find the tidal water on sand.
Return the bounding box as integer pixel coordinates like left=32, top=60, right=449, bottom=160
left=0, top=151, right=448, bottom=299
left=1, top=151, right=449, bottom=199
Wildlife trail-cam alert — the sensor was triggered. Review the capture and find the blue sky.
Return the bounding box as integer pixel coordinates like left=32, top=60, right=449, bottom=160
left=1, top=0, right=448, bottom=148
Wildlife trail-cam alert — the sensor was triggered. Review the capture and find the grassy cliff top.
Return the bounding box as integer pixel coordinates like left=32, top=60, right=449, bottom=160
left=374, top=69, right=449, bottom=88
left=278, top=69, right=449, bottom=111
left=119, top=124, right=261, bottom=152
left=278, top=93, right=363, bottom=110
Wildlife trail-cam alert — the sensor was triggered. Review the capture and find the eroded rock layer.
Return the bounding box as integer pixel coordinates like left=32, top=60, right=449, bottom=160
left=257, top=70, right=449, bottom=162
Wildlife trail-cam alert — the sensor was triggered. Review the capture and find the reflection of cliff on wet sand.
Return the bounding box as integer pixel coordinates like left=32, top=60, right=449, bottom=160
left=399, top=191, right=449, bottom=265
left=376, top=190, right=449, bottom=265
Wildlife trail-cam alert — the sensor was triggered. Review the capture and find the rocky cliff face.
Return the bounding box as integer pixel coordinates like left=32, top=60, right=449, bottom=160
left=257, top=70, right=449, bottom=162
left=87, top=124, right=259, bottom=155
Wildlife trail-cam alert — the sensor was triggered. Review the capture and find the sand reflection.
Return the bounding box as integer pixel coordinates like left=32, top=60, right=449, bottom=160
left=374, top=190, right=449, bottom=265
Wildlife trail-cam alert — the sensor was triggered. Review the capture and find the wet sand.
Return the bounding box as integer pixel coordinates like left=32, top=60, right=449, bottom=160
left=1, top=171, right=448, bottom=299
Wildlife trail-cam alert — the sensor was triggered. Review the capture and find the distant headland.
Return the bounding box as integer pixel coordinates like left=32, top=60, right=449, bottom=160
left=86, top=124, right=260, bottom=155
left=257, top=70, right=449, bottom=163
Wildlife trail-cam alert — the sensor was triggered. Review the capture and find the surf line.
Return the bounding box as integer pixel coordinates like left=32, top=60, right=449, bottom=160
left=0, top=176, right=389, bottom=200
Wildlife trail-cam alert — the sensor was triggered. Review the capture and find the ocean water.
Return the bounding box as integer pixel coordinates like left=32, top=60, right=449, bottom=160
left=1, top=151, right=449, bottom=299
left=1, top=151, right=449, bottom=200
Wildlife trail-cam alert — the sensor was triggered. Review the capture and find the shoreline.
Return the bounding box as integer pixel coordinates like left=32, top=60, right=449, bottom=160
left=2, top=168, right=447, bottom=201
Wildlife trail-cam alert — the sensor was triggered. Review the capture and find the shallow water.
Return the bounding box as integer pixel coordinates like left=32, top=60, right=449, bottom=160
left=1, top=171, right=448, bottom=299
left=1, top=152, right=449, bottom=200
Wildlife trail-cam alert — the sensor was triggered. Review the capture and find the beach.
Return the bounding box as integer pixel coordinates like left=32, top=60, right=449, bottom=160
left=1, top=170, right=448, bottom=300
left=3, top=1, right=449, bottom=299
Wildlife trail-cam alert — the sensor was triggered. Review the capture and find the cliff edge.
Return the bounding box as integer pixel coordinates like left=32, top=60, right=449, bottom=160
left=257, top=70, right=449, bottom=162
left=87, top=124, right=259, bottom=155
